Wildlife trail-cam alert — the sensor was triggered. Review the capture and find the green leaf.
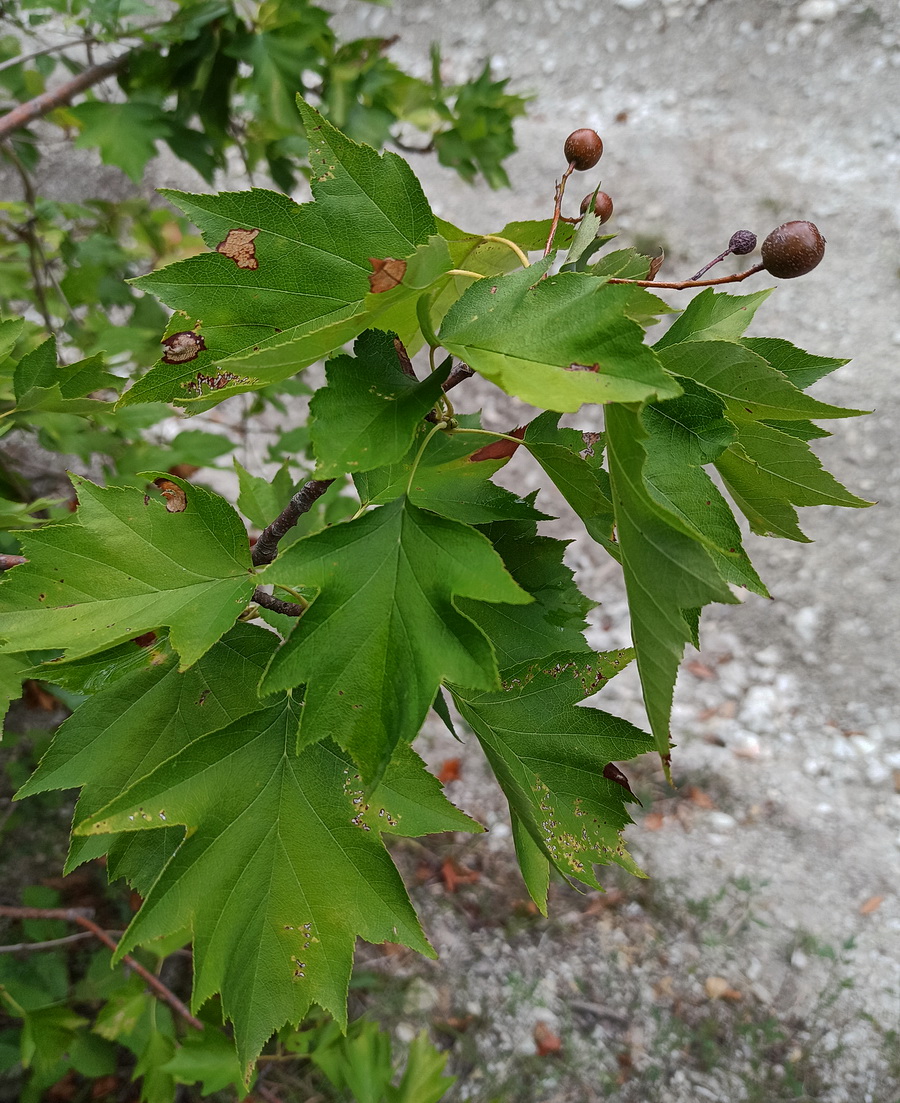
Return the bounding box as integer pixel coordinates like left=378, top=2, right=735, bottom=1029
left=72, top=102, right=170, bottom=183
left=12, top=337, right=119, bottom=415
left=452, top=651, right=650, bottom=901
left=354, top=418, right=548, bottom=525
left=657, top=340, right=864, bottom=422
left=390, top=1031, right=456, bottom=1103
left=510, top=811, right=551, bottom=914
left=605, top=403, right=737, bottom=759
left=640, top=382, right=767, bottom=595
left=234, top=459, right=296, bottom=530
left=742, top=336, right=849, bottom=389
left=0, top=652, right=34, bottom=725
left=161, top=1029, right=250, bottom=1098
left=0, top=475, right=256, bottom=668
left=440, top=261, right=680, bottom=412
left=17, top=624, right=280, bottom=883
left=76, top=697, right=435, bottom=1073
left=523, top=412, right=617, bottom=553
left=458, top=512, right=593, bottom=668
left=121, top=97, right=438, bottom=407
left=221, top=234, right=455, bottom=386
left=590, top=246, right=652, bottom=280
left=362, top=742, right=482, bottom=837
left=715, top=419, right=871, bottom=541
left=655, top=287, right=773, bottom=348
left=260, top=496, right=531, bottom=780
left=310, top=330, right=448, bottom=478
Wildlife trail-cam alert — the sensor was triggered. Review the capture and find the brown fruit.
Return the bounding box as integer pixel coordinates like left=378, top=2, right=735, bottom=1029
left=564, top=128, right=603, bottom=171
left=580, top=190, right=614, bottom=223
left=760, top=220, right=825, bottom=279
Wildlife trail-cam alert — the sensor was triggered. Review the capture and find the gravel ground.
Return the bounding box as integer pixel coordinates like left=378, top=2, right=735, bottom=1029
left=3, top=0, right=899, bottom=1099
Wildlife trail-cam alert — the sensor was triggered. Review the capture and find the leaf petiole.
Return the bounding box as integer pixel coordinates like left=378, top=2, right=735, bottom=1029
left=480, top=234, right=530, bottom=268
left=406, top=421, right=449, bottom=496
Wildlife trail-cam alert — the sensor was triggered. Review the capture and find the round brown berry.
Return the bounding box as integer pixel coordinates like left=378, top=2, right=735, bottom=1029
left=760, top=221, right=826, bottom=279
left=728, top=229, right=757, bottom=256
left=564, top=128, right=603, bottom=171
left=580, top=190, right=614, bottom=223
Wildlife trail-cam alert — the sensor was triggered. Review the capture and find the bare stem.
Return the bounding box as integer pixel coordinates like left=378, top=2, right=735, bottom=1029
left=543, top=162, right=575, bottom=258
left=252, top=479, right=335, bottom=567
left=250, top=588, right=308, bottom=618
left=607, top=263, right=765, bottom=291
left=0, top=54, right=129, bottom=141
left=0, top=906, right=203, bottom=1031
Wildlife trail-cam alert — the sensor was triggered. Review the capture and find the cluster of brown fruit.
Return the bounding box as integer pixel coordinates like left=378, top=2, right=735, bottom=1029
left=562, top=128, right=826, bottom=280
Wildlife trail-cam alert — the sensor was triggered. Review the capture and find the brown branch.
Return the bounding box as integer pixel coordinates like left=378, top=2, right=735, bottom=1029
left=0, top=905, right=203, bottom=1031
left=443, top=363, right=474, bottom=391
left=251, top=587, right=307, bottom=618
left=0, top=555, right=27, bottom=571
left=543, top=162, right=575, bottom=258
left=0, top=53, right=129, bottom=141
left=607, top=263, right=765, bottom=291
left=251, top=479, right=335, bottom=567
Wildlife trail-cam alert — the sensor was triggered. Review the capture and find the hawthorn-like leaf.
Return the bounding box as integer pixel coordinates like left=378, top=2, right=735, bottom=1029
left=523, top=412, right=617, bottom=553
left=640, top=381, right=767, bottom=594
left=0, top=652, right=33, bottom=726
left=742, top=336, right=849, bottom=390
left=605, top=403, right=737, bottom=759
left=452, top=651, right=651, bottom=908
left=458, top=511, right=593, bottom=668
left=121, top=98, right=439, bottom=408
left=17, top=624, right=280, bottom=883
left=259, top=496, right=531, bottom=780
left=657, top=340, right=864, bottom=422
left=72, top=102, right=170, bottom=182
left=715, top=419, right=871, bottom=542
left=13, top=337, right=119, bottom=415
left=310, top=330, right=449, bottom=478
left=354, top=418, right=548, bottom=525
left=590, top=247, right=653, bottom=280
left=221, top=234, right=455, bottom=384
left=234, top=459, right=296, bottom=530
left=655, top=287, right=773, bottom=348
left=440, top=260, right=680, bottom=412
left=75, top=697, right=437, bottom=1073
left=0, top=475, right=256, bottom=669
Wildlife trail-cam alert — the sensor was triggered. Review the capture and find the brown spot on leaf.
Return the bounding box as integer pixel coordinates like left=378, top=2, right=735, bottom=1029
left=132, top=631, right=157, bottom=648
left=566, top=362, right=601, bottom=373
left=469, top=425, right=526, bottom=462
left=368, top=257, right=406, bottom=293
left=161, top=330, right=206, bottom=364
left=153, top=478, right=187, bottom=513
left=216, top=227, right=260, bottom=269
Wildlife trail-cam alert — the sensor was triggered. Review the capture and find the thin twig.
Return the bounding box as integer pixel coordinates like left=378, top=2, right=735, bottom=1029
left=543, top=162, right=575, bottom=258
left=251, top=479, right=336, bottom=567
left=0, top=906, right=203, bottom=1030
left=607, top=263, right=765, bottom=291
left=0, top=36, right=100, bottom=75
left=0, top=53, right=129, bottom=140
left=443, top=363, right=475, bottom=391
left=0, top=931, right=93, bottom=953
